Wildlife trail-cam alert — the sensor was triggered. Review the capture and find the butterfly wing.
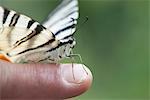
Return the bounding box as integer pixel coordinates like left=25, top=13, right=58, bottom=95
left=42, top=0, right=79, bottom=62
left=42, top=0, right=79, bottom=42
left=0, top=0, right=79, bottom=63
left=0, top=6, right=57, bottom=63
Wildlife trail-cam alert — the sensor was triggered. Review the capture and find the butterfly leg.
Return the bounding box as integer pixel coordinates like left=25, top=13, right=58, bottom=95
left=55, top=56, right=60, bottom=66
left=69, top=55, right=76, bottom=80
left=69, top=51, right=88, bottom=75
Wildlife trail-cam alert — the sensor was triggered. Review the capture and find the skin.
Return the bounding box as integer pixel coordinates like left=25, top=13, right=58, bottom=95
left=0, top=60, right=93, bottom=100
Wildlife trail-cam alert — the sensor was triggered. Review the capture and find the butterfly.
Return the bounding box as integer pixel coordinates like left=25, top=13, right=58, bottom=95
left=0, top=0, right=79, bottom=63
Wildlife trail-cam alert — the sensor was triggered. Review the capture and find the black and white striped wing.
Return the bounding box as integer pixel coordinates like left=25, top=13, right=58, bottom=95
left=42, top=0, right=79, bottom=41
left=0, top=0, right=79, bottom=63
left=0, top=7, right=57, bottom=63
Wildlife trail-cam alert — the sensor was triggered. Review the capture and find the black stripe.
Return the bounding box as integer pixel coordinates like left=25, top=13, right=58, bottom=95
left=46, top=40, right=74, bottom=53
left=9, top=14, right=16, bottom=26
left=12, top=14, right=19, bottom=26
left=35, top=25, right=46, bottom=32
left=15, top=31, right=34, bottom=46
left=27, top=19, right=35, bottom=28
left=9, top=13, right=20, bottom=26
left=55, top=24, right=75, bottom=35
left=47, top=10, right=78, bottom=28
left=42, top=0, right=75, bottom=24
left=18, top=39, right=73, bottom=55
left=40, top=40, right=74, bottom=62
left=14, top=24, right=46, bottom=47
left=3, top=8, right=10, bottom=24
left=61, top=34, right=73, bottom=40
left=38, top=56, right=55, bottom=62
left=17, top=38, right=55, bottom=55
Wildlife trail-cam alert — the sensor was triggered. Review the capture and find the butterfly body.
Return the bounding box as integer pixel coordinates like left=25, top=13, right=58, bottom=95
left=0, top=0, right=78, bottom=63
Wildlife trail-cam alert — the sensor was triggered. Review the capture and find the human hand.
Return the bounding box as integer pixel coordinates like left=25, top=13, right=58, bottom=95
left=0, top=60, right=92, bottom=100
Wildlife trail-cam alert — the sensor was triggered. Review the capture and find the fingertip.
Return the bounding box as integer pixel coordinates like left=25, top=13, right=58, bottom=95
left=59, top=64, right=93, bottom=99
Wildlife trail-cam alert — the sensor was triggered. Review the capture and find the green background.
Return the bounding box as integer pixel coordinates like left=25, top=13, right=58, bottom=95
left=0, top=0, right=149, bottom=100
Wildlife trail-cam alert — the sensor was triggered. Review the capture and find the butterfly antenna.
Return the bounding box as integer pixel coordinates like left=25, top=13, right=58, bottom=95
left=76, top=16, right=88, bottom=32
left=82, top=16, right=88, bottom=26
left=70, top=16, right=88, bottom=33
left=69, top=17, right=89, bottom=75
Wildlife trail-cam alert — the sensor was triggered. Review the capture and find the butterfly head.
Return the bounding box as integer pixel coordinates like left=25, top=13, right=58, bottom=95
left=70, top=37, right=76, bottom=48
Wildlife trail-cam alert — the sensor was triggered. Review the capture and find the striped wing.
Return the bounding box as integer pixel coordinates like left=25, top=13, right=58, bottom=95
left=0, top=0, right=79, bottom=63
left=42, top=0, right=79, bottom=42
left=0, top=6, right=59, bottom=63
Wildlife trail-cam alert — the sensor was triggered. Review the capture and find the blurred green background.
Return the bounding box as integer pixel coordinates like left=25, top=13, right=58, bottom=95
left=0, top=0, right=149, bottom=100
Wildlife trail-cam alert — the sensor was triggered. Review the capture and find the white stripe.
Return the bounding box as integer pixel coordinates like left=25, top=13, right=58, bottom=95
left=44, top=0, right=78, bottom=28
left=50, top=17, right=77, bottom=35
left=42, top=0, right=79, bottom=42
left=56, top=28, right=75, bottom=40
left=9, top=29, right=53, bottom=56
left=15, top=15, right=31, bottom=29
left=0, top=7, right=4, bottom=29
left=48, top=7, right=78, bottom=29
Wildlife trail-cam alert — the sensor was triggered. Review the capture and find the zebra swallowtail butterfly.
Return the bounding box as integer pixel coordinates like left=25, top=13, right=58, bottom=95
left=0, top=0, right=79, bottom=63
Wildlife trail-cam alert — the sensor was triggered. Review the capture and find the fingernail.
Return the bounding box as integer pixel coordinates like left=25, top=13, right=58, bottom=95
left=61, top=64, right=91, bottom=84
